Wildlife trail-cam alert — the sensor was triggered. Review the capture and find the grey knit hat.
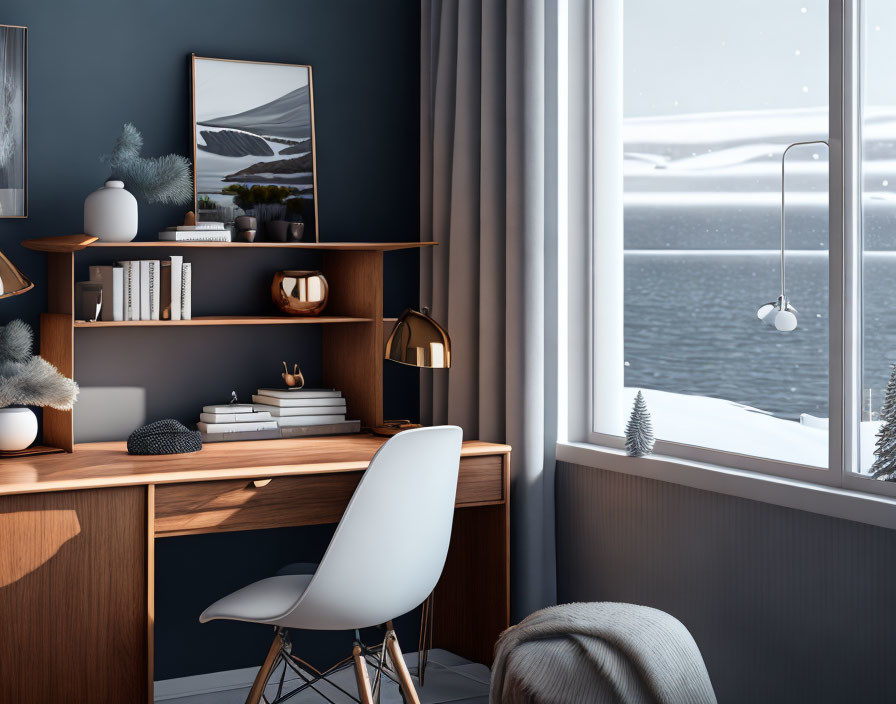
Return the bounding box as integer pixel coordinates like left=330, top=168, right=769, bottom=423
left=127, top=419, right=202, bottom=455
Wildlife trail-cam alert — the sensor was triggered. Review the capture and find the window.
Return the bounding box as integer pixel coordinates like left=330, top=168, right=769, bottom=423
left=858, top=0, right=896, bottom=478
left=581, top=0, right=896, bottom=494
left=614, top=0, right=829, bottom=467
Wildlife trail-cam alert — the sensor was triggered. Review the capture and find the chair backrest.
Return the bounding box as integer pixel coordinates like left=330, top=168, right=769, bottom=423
left=281, top=425, right=463, bottom=630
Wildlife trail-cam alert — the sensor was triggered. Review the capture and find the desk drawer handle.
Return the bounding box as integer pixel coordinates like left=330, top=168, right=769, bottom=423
left=252, top=478, right=273, bottom=488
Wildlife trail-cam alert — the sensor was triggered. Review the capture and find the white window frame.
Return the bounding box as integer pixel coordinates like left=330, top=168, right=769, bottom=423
left=557, top=0, right=896, bottom=525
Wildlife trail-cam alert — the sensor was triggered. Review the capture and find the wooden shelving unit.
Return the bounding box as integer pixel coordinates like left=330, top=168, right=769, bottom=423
left=73, top=316, right=373, bottom=328
left=23, top=235, right=436, bottom=252
left=22, top=234, right=436, bottom=452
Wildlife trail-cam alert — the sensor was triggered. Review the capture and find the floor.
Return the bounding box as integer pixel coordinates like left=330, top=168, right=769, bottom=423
left=155, top=649, right=490, bottom=704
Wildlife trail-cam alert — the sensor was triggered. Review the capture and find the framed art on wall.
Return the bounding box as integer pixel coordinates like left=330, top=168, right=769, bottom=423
left=191, top=55, right=319, bottom=241
left=0, top=24, right=26, bottom=218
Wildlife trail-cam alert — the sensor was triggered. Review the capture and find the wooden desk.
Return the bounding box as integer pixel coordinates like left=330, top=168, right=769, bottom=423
left=0, top=436, right=511, bottom=703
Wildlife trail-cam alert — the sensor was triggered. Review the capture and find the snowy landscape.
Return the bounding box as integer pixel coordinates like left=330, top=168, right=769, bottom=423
left=623, top=107, right=896, bottom=470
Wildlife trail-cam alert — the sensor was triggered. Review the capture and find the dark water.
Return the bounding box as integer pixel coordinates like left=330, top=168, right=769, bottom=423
left=624, top=251, right=896, bottom=421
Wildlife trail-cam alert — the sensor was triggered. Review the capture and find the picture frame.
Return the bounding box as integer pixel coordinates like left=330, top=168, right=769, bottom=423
left=0, top=24, right=27, bottom=218
left=191, top=55, right=319, bottom=242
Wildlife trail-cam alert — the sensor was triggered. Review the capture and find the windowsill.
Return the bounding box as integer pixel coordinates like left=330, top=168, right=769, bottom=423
left=556, top=441, right=896, bottom=530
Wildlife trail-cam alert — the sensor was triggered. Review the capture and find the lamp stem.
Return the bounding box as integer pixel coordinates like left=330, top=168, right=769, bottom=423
left=780, top=140, right=829, bottom=301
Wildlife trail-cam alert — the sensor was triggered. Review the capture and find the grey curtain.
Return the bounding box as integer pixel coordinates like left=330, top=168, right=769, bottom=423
left=420, top=0, right=557, bottom=621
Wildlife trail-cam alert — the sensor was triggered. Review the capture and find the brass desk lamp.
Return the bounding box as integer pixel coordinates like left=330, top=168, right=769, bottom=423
left=374, top=307, right=450, bottom=436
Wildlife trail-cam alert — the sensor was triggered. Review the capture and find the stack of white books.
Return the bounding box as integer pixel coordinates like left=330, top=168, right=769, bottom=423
left=88, top=256, right=192, bottom=322
left=159, top=221, right=231, bottom=242
left=251, top=388, right=360, bottom=437
left=197, top=403, right=279, bottom=443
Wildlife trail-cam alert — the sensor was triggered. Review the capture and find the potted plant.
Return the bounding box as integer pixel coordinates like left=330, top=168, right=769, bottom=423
left=0, top=320, right=78, bottom=451
left=222, top=184, right=301, bottom=238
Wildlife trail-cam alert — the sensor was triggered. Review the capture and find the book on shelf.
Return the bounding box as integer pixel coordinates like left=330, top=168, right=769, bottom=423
left=279, top=420, right=361, bottom=438
left=181, top=262, right=192, bottom=320
left=160, top=261, right=172, bottom=320
left=202, top=404, right=255, bottom=414
left=273, top=414, right=346, bottom=427
left=197, top=420, right=279, bottom=433
left=117, top=260, right=140, bottom=321
left=201, top=428, right=282, bottom=444
left=151, top=260, right=161, bottom=320
left=252, top=394, right=351, bottom=408
left=138, top=261, right=150, bottom=320
left=256, top=388, right=342, bottom=399
left=88, top=265, right=123, bottom=322
left=159, top=229, right=230, bottom=242
left=174, top=222, right=226, bottom=230
left=138, top=260, right=161, bottom=321
left=199, top=411, right=272, bottom=423
left=170, top=255, right=183, bottom=321
left=252, top=404, right=347, bottom=417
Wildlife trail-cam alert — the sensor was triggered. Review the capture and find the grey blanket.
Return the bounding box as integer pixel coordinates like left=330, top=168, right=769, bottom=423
left=490, top=603, right=717, bottom=704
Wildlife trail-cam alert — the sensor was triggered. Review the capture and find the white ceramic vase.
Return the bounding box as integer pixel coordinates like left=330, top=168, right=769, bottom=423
left=0, top=407, right=38, bottom=451
left=84, top=180, right=138, bottom=242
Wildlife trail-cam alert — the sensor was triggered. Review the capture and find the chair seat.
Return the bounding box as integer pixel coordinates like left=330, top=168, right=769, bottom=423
left=199, top=574, right=313, bottom=624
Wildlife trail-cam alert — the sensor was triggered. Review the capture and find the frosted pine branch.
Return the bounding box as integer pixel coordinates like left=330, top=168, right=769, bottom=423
left=0, top=319, right=32, bottom=364
left=0, top=320, right=79, bottom=410
left=103, top=123, right=193, bottom=205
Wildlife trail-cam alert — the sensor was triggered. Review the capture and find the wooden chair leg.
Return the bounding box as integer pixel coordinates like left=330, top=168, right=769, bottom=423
left=385, top=624, right=421, bottom=704
left=246, top=629, right=282, bottom=704
left=353, top=643, right=375, bottom=704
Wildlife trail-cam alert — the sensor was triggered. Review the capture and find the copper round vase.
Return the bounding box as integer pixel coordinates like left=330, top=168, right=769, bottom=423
left=272, top=270, right=329, bottom=316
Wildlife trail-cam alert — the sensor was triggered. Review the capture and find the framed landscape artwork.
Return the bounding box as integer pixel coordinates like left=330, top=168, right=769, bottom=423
left=0, top=25, right=26, bottom=218
left=191, top=55, right=319, bottom=241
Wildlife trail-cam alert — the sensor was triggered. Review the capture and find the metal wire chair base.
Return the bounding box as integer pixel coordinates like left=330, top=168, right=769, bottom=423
left=254, top=628, right=415, bottom=704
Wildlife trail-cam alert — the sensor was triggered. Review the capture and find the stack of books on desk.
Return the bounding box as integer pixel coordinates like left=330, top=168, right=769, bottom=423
left=159, top=221, right=231, bottom=242
left=251, top=388, right=361, bottom=438
left=197, top=403, right=279, bottom=443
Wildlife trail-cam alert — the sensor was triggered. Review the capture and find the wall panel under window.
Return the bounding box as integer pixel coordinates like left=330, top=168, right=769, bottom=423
left=556, top=461, right=896, bottom=704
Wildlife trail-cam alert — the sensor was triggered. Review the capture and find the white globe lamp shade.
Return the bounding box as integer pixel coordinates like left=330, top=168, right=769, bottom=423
left=757, top=302, right=777, bottom=324
left=774, top=309, right=798, bottom=332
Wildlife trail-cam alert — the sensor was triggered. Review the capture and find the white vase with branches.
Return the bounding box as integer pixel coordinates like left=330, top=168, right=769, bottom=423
left=0, top=320, right=78, bottom=451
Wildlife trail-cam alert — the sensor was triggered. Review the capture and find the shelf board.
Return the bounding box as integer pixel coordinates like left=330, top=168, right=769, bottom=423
left=73, top=315, right=373, bottom=328
left=22, top=235, right=437, bottom=253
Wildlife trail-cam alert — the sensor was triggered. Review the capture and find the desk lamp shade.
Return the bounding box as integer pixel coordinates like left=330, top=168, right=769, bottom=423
left=0, top=250, right=32, bottom=299
left=385, top=308, right=451, bottom=369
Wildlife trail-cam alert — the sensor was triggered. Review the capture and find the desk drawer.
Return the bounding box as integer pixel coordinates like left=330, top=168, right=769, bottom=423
left=154, top=455, right=506, bottom=537
left=456, top=455, right=504, bottom=505
left=154, top=472, right=361, bottom=537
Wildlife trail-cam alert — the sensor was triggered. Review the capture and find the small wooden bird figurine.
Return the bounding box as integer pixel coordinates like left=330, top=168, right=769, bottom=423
left=282, top=361, right=305, bottom=389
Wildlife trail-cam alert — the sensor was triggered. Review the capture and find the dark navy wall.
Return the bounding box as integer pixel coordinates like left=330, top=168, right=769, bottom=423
left=0, top=0, right=421, bottom=679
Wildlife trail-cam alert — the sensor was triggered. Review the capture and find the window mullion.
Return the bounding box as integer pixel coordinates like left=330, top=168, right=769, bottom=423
left=830, top=0, right=862, bottom=481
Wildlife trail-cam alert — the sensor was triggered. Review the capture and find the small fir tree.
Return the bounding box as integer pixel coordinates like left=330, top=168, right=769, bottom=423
left=872, top=365, right=896, bottom=481
left=625, top=390, right=655, bottom=457
left=880, top=364, right=896, bottom=425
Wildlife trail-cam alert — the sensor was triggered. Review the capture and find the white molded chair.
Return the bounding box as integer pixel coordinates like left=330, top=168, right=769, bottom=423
left=200, top=426, right=463, bottom=704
